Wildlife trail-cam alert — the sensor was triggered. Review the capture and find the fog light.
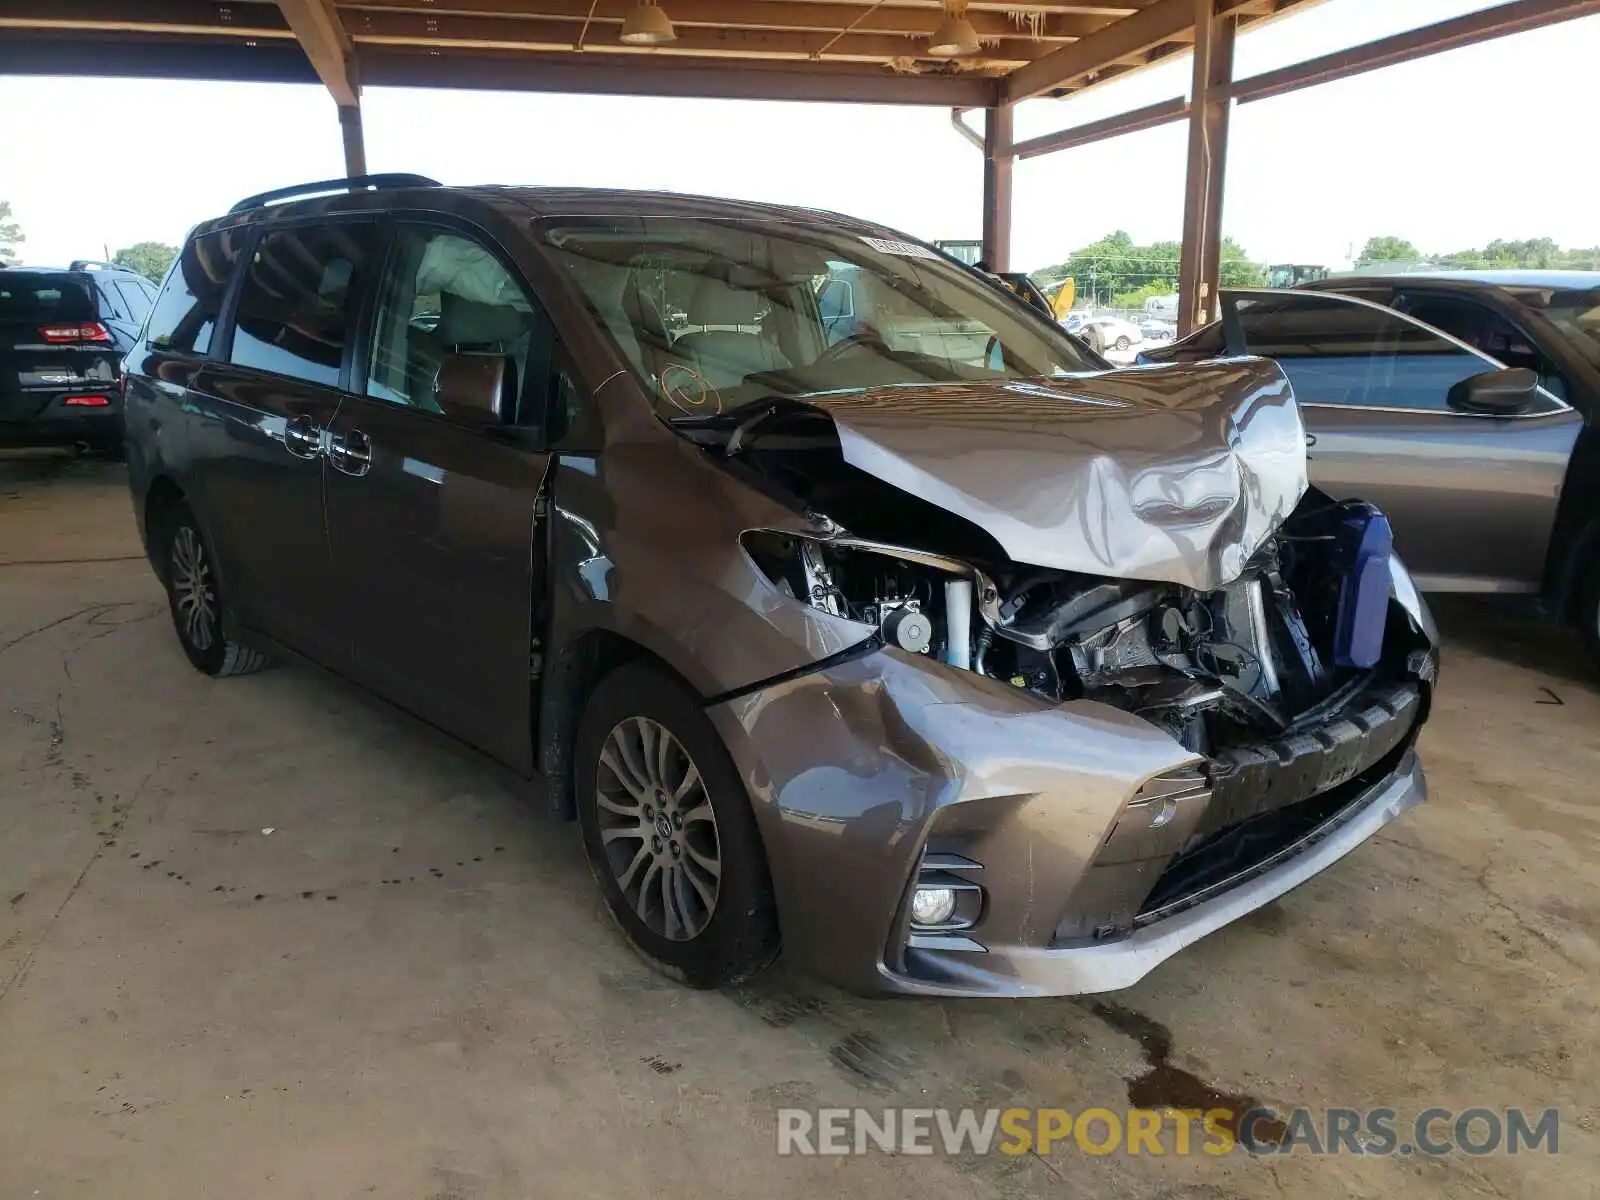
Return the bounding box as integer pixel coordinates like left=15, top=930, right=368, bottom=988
left=910, top=886, right=957, bottom=927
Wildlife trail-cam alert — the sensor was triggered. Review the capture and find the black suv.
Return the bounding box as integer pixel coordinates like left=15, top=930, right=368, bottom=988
left=1, top=261, right=157, bottom=452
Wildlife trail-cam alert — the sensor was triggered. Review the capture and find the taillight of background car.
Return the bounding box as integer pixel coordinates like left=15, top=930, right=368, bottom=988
left=37, top=322, right=112, bottom=344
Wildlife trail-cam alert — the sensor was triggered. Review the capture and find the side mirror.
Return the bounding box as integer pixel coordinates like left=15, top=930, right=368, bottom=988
left=1446, top=367, right=1538, bottom=416
left=434, top=352, right=513, bottom=425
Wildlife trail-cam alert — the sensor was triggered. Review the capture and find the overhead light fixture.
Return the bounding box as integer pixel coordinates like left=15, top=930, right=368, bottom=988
left=620, top=2, right=676, bottom=45
left=927, top=10, right=980, bottom=58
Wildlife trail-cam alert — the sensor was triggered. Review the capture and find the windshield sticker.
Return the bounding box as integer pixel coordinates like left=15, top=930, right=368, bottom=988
left=862, top=236, right=941, bottom=262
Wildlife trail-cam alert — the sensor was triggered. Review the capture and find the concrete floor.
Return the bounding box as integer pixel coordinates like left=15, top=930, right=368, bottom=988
left=2, top=455, right=1596, bottom=1199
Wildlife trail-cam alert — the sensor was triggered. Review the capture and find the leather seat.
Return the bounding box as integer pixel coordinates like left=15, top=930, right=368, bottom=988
left=671, top=276, right=788, bottom=390
left=409, top=293, right=532, bottom=411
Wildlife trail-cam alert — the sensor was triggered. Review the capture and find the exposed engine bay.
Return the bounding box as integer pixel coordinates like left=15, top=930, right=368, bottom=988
left=707, top=400, right=1432, bottom=760
left=743, top=498, right=1417, bottom=759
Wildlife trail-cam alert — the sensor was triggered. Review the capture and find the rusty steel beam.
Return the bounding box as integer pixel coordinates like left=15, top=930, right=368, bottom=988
left=1194, top=10, right=1234, bottom=330
left=1004, top=0, right=1195, bottom=102
left=1176, top=0, right=1233, bottom=335
left=278, top=0, right=360, bottom=104
left=981, top=104, right=1014, bottom=271
left=338, top=0, right=1112, bottom=40
left=1011, top=93, right=1187, bottom=157
left=1002, top=0, right=1298, bottom=103
left=0, top=0, right=290, bottom=37
left=1231, top=0, right=1600, bottom=104
left=0, top=31, right=999, bottom=102
left=343, top=10, right=1045, bottom=61
left=359, top=45, right=1002, bottom=102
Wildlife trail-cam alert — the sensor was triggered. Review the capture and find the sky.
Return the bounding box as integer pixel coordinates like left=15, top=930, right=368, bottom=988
left=2, top=0, right=1596, bottom=274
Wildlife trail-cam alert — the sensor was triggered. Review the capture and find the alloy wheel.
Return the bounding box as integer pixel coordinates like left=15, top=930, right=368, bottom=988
left=170, top=525, right=218, bottom=652
left=595, top=716, right=720, bottom=941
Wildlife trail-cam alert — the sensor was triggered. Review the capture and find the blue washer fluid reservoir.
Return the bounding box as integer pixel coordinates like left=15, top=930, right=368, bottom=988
left=1333, top=504, right=1393, bottom=669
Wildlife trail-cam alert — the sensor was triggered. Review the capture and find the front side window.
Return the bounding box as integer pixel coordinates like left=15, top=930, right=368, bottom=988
left=539, top=217, right=1098, bottom=418
left=366, top=226, right=541, bottom=419
left=1231, top=292, right=1498, bottom=411
left=229, top=223, right=381, bottom=388
left=1505, top=285, right=1600, bottom=375
left=1396, top=291, right=1566, bottom=398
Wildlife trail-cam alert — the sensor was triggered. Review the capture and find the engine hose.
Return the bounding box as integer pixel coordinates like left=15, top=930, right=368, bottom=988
left=973, top=628, right=993, bottom=676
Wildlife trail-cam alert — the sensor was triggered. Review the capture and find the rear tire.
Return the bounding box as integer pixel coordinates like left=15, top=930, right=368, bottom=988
left=574, top=663, right=779, bottom=988
left=1115, top=335, right=1132, bottom=351
left=159, top=504, right=272, bottom=678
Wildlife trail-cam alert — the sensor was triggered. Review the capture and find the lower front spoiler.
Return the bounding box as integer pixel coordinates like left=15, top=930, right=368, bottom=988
left=880, top=748, right=1426, bottom=998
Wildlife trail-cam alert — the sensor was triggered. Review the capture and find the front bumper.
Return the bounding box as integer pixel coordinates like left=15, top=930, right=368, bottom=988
left=890, top=749, right=1424, bottom=997
left=707, top=645, right=1428, bottom=999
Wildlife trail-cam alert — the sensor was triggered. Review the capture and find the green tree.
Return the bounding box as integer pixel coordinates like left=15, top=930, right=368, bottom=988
left=112, top=241, right=178, bottom=283
left=1356, top=236, right=1420, bottom=265
left=0, top=200, right=23, bottom=265
left=1036, top=231, right=1264, bottom=305
left=1219, top=237, right=1267, bottom=287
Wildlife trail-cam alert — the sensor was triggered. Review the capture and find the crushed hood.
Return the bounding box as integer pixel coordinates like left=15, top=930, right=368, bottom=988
left=800, top=358, right=1307, bottom=592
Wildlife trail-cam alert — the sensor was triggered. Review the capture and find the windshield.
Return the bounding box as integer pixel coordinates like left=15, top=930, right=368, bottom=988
left=1505, top=285, right=1600, bottom=371
left=538, top=217, right=1098, bottom=418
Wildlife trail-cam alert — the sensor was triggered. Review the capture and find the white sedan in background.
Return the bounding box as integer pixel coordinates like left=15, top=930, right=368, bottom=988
left=1064, top=313, right=1145, bottom=352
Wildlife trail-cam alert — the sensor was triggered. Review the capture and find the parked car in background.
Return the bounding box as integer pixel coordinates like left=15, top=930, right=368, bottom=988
left=1141, top=287, right=1600, bottom=669
left=1, top=261, right=156, bottom=453
left=1065, top=313, right=1144, bottom=353
left=122, top=176, right=1437, bottom=998
left=1140, top=319, right=1177, bottom=344
left=1300, top=271, right=1598, bottom=412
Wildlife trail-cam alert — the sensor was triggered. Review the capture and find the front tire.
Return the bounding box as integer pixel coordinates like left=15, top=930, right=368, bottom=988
left=575, top=663, right=779, bottom=988
left=1578, top=554, right=1600, bottom=678
left=160, top=505, right=272, bottom=678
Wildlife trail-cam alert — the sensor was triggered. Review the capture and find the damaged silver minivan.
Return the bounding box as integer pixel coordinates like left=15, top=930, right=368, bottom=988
left=123, top=179, right=1438, bottom=997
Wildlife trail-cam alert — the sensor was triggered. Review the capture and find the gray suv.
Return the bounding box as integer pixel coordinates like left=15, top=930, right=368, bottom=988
left=122, top=176, right=1438, bottom=997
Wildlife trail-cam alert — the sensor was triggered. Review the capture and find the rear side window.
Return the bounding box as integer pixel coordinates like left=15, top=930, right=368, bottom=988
left=145, top=230, right=246, bottom=355
left=95, top=281, right=127, bottom=321
left=115, top=280, right=153, bottom=323
left=0, top=273, right=96, bottom=322
left=229, top=222, right=382, bottom=389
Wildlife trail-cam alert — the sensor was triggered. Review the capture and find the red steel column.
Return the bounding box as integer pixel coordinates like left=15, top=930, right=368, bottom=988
left=1176, top=0, right=1236, bottom=334
left=981, top=103, right=1015, bottom=271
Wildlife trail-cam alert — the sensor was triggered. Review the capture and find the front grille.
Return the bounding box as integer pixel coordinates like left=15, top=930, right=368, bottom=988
left=1135, top=734, right=1413, bottom=925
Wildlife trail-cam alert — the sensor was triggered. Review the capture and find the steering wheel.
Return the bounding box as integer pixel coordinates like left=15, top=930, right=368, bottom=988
left=816, top=329, right=893, bottom=364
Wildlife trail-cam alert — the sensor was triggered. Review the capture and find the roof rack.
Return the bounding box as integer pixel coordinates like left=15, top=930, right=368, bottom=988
left=69, top=259, right=122, bottom=272
left=228, top=173, right=443, bottom=215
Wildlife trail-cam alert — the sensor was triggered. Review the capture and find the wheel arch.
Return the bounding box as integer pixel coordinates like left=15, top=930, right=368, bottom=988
left=536, top=626, right=706, bottom=819
left=1548, top=513, right=1600, bottom=625
left=141, top=474, right=189, bottom=584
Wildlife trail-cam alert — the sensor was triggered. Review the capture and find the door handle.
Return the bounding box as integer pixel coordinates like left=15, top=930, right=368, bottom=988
left=283, top=414, right=325, bottom=459
left=328, top=428, right=372, bottom=477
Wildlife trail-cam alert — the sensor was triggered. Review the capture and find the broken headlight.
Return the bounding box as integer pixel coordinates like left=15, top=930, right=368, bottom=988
left=740, top=531, right=989, bottom=669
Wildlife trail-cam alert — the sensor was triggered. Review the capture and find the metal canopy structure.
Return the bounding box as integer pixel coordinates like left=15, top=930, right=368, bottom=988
left=2, top=0, right=1597, bottom=326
